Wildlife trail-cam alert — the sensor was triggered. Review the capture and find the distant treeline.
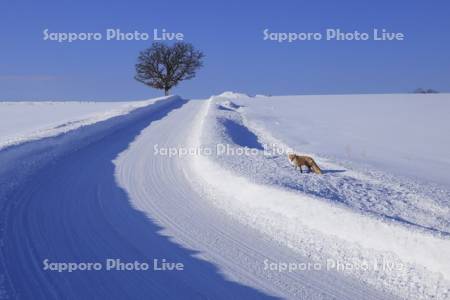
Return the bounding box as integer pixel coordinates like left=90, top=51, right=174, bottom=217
left=413, top=88, right=439, bottom=94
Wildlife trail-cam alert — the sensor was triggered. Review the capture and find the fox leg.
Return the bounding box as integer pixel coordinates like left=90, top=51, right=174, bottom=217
left=306, top=161, right=319, bottom=174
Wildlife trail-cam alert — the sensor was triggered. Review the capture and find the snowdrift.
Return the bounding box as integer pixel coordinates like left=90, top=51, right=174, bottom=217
left=0, top=100, right=169, bottom=150
left=189, top=93, right=450, bottom=300
left=0, top=96, right=181, bottom=203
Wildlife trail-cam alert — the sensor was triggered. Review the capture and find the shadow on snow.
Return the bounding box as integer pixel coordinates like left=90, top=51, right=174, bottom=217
left=0, top=99, right=278, bottom=299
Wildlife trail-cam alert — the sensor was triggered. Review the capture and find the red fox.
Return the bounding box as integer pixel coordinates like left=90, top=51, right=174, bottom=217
left=288, top=153, right=322, bottom=174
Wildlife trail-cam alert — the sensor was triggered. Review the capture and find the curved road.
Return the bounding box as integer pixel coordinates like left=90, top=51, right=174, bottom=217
left=1, top=99, right=392, bottom=299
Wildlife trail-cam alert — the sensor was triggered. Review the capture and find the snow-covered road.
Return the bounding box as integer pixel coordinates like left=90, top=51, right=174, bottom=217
left=0, top=98, right=393, bottom=299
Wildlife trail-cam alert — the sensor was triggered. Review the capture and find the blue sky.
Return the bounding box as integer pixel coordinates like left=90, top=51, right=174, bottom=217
left=0, top=0, right=449, bottom=100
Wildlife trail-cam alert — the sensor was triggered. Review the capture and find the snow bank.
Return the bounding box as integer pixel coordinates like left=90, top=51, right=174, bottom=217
left=216, top=91, right=252, bottom=99
left=0, top=100, right=165, bottom=150
left=240, top=93, right=450, bottom=188
left=0, top=96, right=181, bottom=200
left=189, top=95, right=450, bottom=299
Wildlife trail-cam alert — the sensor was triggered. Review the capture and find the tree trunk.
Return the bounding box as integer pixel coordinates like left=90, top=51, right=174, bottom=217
left=164, top=88, right=169, bottom=96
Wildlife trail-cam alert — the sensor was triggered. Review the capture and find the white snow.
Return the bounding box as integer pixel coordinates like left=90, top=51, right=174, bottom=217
left=0, top=99, right=168, bottom=150
left=2, top=92, right=449, bottom=299
left=115, top=98, right=393, bottom=299
left=216, top=91, right=251, bottom=99
left=239, top=93, right=450, bottom=187
left=188, top=93, right=450, bottom=299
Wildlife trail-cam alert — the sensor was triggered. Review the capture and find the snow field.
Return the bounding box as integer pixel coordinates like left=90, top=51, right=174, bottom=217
left=188, top=94, right=450, bottom=299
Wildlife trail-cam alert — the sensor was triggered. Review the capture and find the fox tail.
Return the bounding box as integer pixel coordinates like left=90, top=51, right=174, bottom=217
left=308, top=158, right=322, bottom=174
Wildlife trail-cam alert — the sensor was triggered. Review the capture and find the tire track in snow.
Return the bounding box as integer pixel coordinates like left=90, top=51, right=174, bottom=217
left=115, top=99, right=395, bottom=299
left=0, top=98, right=274, bottom=299
left=0, top=97, right=393, bottom=299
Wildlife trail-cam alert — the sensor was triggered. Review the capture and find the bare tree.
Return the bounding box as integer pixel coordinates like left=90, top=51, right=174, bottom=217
left=135, top=42, right=204, bottom=95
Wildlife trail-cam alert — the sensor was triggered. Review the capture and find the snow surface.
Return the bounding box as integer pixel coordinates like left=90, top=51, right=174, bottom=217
left=239, top=93, right=450, bottom=187
left=115, top=99, right=390, bottom=299
left=1, top=92, right=449, bottom=299
left=0, top=95, right=396, bottom=299
left=0, top=100, right=165, bottom=150
left=189, top=93, right=450, bottom=299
